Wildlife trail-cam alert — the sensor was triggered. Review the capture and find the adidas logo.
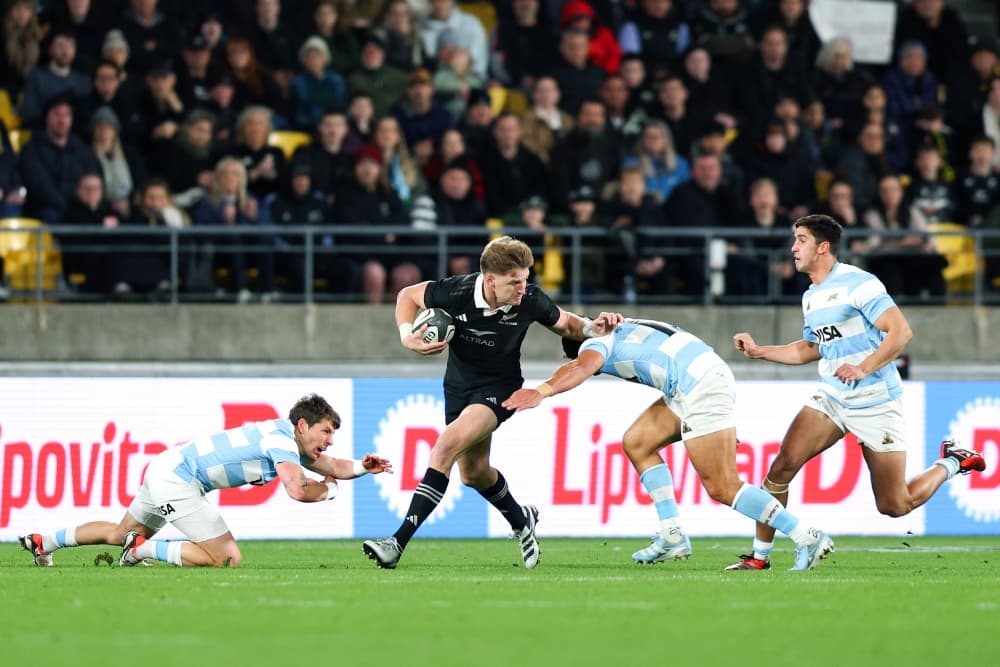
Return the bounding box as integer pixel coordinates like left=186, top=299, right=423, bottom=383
left=485, top=396, right=497, bottom=404
left=406, top=515, right=419, bottom=526
left=456, top=313, right=467, bottom=322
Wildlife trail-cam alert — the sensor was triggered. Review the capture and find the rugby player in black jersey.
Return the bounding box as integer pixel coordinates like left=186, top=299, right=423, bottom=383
left=363, top=236, right=623, bottom=569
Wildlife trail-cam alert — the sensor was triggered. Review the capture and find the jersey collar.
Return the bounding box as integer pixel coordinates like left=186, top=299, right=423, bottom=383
left=474, top=273, right=514, bottom=315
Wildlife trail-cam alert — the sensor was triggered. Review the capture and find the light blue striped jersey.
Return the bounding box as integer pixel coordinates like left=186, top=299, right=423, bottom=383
left=579, top=319, right=725, bottom=396
left=172, top=419, right=308, bottom=491
left=801, top=262, right=902, bottom=408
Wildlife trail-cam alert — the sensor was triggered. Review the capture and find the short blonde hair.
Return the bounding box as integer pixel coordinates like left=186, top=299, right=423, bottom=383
left=480, top=236, right=534, bottom=274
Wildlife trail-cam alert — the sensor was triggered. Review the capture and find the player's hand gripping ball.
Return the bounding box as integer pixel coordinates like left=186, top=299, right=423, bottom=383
left=413, top=308, right=456, bottom=344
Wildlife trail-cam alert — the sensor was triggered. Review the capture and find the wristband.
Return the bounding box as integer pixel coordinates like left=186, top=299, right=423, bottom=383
left=325, top=481, right=339, bottom=500
left=536, top=382, right=555, bottom=398
left=398, top=322, right=413, bottom=342
left=582, top=318, right=595, bottom=338
left=352, top=459, right=369, bottom=477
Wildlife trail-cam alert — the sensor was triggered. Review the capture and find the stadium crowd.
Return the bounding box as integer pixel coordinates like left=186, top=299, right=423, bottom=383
left=0, top=0, right=998, bottom=303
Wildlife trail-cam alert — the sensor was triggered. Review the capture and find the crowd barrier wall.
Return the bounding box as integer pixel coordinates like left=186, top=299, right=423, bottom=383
left=2, top=304, right=1000, bottom=364
left=1, top=377, right=996, bottom=541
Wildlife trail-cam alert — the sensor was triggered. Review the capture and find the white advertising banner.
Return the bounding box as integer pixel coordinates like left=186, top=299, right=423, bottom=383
left=488, top=378, right=927, bottom=538
left=0, top=378, right=356, bottom=541
left=809, top=0, right=898, bottom=64
left=1, top=377, right=934, bottom=542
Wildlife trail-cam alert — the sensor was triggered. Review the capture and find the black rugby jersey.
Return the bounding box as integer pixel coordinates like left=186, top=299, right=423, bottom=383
left=424, top=273, right=561, bottom=388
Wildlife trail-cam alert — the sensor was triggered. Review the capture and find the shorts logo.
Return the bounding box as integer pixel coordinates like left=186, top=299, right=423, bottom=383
left=373, top=394, right=463, bottom=524
left=882, top=434, right=894, bottom=445
left=157, top=503, right=176, bottom=516
left=946, top=397, right=1000, bottom=522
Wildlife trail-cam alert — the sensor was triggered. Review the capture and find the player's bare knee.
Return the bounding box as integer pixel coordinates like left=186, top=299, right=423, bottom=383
left=701, top=478, right=737, bottom=506
left=875, top=497, right=912, bottom=518
left=767, top=453, right=803, bottom=482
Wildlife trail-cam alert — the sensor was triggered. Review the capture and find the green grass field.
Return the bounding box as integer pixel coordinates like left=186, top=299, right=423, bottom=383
left=2, top=537, right=998, bottom=667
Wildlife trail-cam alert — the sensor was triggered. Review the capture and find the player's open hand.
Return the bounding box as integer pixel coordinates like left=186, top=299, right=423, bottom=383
left=360, top=454, right=393, bottom=474
left=733, top=332, right=759, bottom=357
left=502, top=388, right=545, bottom=412
left=402, top=325, right=449, bottom=356
left=591, top=312, right=625, bottom=336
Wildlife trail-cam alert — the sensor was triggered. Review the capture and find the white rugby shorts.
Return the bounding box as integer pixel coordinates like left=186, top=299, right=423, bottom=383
left=806, top=392, right=907, bottom=453
left=127, top=449, right=230, bottom=542
left=666, top=362, right=737, bottom=441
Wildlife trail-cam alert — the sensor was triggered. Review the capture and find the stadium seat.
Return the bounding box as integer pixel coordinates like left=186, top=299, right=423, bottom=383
left=7, top=128, right=30, bottom=153
left=460, top=1, right=497, bottom=35
left=0, top=89, right=20, bottom=130
left=927, top=222, right=980, bottom=297
left=267, top=130, right=312, bottom=160
left=0, top=217, right=63, bottom=297
left=487, top=86, right=528, bottom=117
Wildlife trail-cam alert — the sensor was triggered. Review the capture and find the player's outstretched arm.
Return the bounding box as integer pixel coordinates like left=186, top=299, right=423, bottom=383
left=549, top=309, right=624, bottom=340
left=396, top=281, right=449, bottom=356
left=276, top=461, right=337, bottom=502
left=306, top=454, right=394, bottom=479
left=502, top=349, right=605, bottom=411
left=734, top=332, right=820, bottom=365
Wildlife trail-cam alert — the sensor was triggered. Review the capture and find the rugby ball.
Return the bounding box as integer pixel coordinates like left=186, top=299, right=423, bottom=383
left=413, top=308, right=456, bottom=344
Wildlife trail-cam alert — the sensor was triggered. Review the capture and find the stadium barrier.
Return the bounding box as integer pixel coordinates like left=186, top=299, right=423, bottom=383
left=3, top=224, right=1000, bottom=305
left=0, top=377, right=995, bottom=541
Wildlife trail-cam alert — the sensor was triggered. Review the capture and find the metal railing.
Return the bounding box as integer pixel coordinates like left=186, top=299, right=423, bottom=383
left=2, top=223, right=998, bottom=305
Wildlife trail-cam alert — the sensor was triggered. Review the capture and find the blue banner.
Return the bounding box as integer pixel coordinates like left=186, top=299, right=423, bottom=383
left=924, top=382, right=1000, bottom=535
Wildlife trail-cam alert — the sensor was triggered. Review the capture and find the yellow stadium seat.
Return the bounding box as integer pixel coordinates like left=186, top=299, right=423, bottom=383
left=460, top=1, right=497, bottom=35
left=0, top=217, right=63, bottom=296
left=0, top=88, right=20, bottom=130
left=540, top=232, right=564, bottom=294
left=267, top=130, right=312, bottom=160
left=8, top=128, right=30, bottom=153
left=927, top=222, right=980, bottom=296
left=487, top=87, right=507, bottom=117
left=487, top=86, right=528, bottom=117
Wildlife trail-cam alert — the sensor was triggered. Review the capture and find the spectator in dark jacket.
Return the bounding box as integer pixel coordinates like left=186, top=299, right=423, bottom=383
left=230, top=105, right=287, bottom=201
left=159, top=109, right=221, bottom=209
left=834, top=122, right=891, bottom=212
left=333, top=143, right=416, bottom=304
left=548, top=28, right=606, bottom=115
left=491, top=0, right=558, bottom=89
left=617, top=0, right=691, bottom=76
left=664, top=152, right=742, bottom=296
left=267, top=163, right=357, bottom=296
left=549, top=99, right=621, bottom=211
left=392, top=67, right=453, bottom=166
left=882, top=41, right=938, bottom=171
left=732, top=25, right=812, bottom=139
left=119, top=0, right=183, bottom=76
left=479, top=112, right=550, bottom=218
left=813, top=37, right=873, bottom=131
left=893, top=0, right=969, bottom=85
left=19, top=95, right=101, bottom=222
left=19, top=31, right=92, bottom=127
left=59, top=171, right=122, bottom=295
left=290, top=111, right=357, bottom=207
